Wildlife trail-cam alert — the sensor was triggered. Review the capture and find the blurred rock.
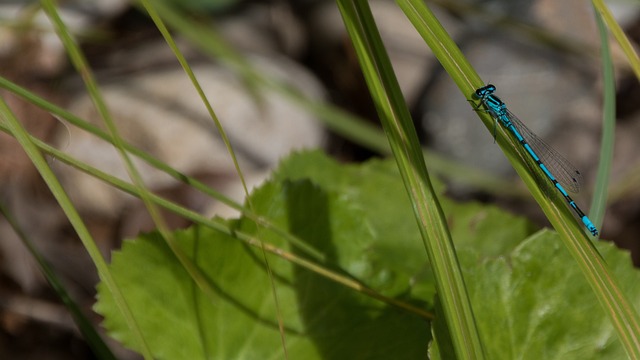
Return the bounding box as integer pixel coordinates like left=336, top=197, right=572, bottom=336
left=0, top=1, right=130, bottom=77
left=310, top=0, right=447, bottom=105
left=54, top=55, right=325, bottom=235
left=422, top=0, right=601, bottom=183
left=216, top=1, right=307, bottom=58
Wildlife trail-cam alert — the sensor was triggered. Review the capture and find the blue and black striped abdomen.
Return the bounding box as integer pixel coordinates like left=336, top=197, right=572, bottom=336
left=472, top=84, right=599, bottom=236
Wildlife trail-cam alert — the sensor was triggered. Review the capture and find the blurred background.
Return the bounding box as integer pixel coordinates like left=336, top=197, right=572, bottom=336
left=0, top=0, right=638, bottom=358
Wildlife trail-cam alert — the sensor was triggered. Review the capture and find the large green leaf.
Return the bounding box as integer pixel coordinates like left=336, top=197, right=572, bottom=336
left=449, top=231, right=639, bottom=359
left=96, top=151, right=636, bottom=358
left=274, top=151, right=531, bottom=285
left=96, top=151, right=436, bottom=358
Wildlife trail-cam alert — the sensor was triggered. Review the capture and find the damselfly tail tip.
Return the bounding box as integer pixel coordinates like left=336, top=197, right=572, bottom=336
left=582, top=217, right=599, bottom=237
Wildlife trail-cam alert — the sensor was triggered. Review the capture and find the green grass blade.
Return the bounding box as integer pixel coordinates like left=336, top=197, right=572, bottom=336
left=113, top=1, right=525, bottom=199
left=590, top=7, right=615, bottom=232
left=138, top=2, right=290, bottom=353
left=398, top=0, right=591, bottom=238
left=139, top=0, right=251, bottom=199
left=0, top=76, right=326, bottom=260
left=39, top=0, right=237, bottom=341
left=0, top=203, right=116, bottom=360
left=336, top=1, right=485, bottom=358
left=0, top=121, right=432, bottom=321
left=145, top=0, right=393, bottom=152
left=38, top=0, right=167, bottom=239
left=398, top=0, right=640, bottom=356
left=592, top=0, right=640, bottom=81
left=590, top=5, right=640, bottom=359
left=0, top=98, right=153, bottom=359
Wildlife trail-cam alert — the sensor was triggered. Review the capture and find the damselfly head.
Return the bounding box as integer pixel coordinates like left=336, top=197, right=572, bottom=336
left=474, top=84, right=496, bottom=98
